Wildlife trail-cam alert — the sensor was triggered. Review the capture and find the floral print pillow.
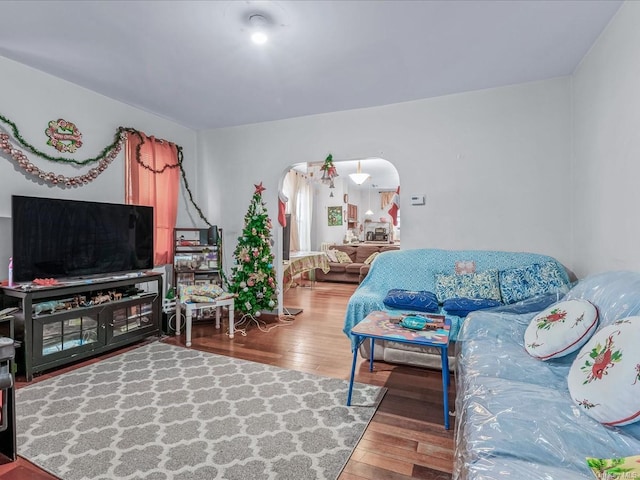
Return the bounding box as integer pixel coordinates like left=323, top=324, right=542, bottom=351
left=334, top=250, right=353, bottom=264
left=434, top=270, right=501, bottom=303
left=524, top=299, right=598, bottom=360
left=567, top=316, right=640, bottom=426
left=499, top=261, right=568, bottom=304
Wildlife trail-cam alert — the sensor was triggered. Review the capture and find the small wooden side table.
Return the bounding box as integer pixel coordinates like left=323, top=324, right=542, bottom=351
left=347, top=310, right=452, bottom=429
left=176, top=297, right=235, bottom=347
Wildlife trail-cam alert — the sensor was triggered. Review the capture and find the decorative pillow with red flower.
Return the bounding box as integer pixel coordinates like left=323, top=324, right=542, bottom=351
left=567, top=316, right=640, bottom=426
left=524, top=299, right=598, bottom=360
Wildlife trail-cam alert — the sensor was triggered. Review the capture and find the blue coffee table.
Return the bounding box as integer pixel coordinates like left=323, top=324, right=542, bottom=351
left=347, top=310, right=452, bottom=429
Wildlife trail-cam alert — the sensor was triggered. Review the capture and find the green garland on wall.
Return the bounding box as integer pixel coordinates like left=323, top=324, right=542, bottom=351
left=1, top=113, right=120, bottom=166
left=0, top=114, right=212, bottom=227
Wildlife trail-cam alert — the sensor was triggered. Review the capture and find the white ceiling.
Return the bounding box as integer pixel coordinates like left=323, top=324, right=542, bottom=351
left=0, top=0, right=622, bottom=131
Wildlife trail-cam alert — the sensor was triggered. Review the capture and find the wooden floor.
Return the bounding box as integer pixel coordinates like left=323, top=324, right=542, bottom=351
left=0, top=281, right=455, bottom=479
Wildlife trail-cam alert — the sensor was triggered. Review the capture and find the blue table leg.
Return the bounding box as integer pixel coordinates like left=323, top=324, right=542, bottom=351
left=441, top=346, right=450, bottom=430
left=369, top=337, right=375, bottom=372
left=347, top=337, right=361, bottom=406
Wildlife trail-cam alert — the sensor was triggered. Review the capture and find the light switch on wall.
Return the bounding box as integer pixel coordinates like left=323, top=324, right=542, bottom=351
left=410, top=194, right=425, bottom=205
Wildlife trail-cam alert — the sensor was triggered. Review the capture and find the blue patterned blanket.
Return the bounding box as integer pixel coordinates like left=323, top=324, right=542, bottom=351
left=343, top=248, right=570, bottom=350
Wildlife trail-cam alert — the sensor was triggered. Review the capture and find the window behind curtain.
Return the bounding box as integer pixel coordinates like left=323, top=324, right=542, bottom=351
left=283, top=170, right=312, bottom=252
left=125, top=132, right=179, bottom=265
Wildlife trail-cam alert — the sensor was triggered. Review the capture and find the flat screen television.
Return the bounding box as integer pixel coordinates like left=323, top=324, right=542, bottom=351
left=11, top=195, right=154, bottom=283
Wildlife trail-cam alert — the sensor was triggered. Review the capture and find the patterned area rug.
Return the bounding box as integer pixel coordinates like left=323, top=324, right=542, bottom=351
left=16, top=342, right=385, bottom=480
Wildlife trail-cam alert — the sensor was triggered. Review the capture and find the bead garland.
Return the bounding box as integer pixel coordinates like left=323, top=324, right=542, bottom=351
left=0, top=132, right=123, bottom=187
left=0, top=130, right=123, bottom=187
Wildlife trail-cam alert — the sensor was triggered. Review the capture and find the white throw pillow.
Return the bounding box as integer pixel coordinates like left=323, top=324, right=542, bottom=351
left=524, top=299, right=598, bottom=360
left=567, top=316, right=640, bottom=426
left=325, top=249, right=338, bottom=263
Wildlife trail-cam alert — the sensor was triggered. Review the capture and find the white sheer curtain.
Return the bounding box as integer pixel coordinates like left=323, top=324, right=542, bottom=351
left=297, top=179, right=312, bottom=252
left=283, top=170, right=312, bottom=252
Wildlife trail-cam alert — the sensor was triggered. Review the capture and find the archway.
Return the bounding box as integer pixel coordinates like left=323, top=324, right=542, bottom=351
left=276, top=157, right=400, bottom=313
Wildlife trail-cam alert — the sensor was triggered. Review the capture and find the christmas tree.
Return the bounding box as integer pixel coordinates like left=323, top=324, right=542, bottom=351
left=230, top=182, right=278, bottom=318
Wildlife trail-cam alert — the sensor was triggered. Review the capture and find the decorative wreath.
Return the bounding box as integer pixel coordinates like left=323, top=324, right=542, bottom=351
left=45, top=118, right=83, bottom=153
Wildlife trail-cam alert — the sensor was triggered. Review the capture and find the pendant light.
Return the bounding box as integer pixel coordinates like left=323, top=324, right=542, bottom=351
left=349, top=161, right=370, bottom=185
left=365, top=183, right=373, bottom=216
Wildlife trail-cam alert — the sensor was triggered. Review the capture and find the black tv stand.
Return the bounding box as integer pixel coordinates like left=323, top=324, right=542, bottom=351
left=0, top=272, right=162, bottom=381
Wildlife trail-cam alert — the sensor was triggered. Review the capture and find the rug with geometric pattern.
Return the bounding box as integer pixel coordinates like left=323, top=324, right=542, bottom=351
left=16, top=342, right=385, bottom=480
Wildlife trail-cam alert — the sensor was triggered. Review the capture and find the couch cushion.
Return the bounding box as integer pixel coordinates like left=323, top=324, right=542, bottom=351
left=383, top=289, right=439, bottom=312
left=499, top=261, right=568, bottom=304
left=524, top=299, right=598, bottom=360
left=380, top=246, right=399, bottom=253
left=335, top=250, right=353, bottom=263
left=564, top=271, right=640, bottom=329
left=434, top=270, right=501, bottom=303
left=345, top=263, right=363, bottom=274
left=327, top=263, right=347, bottom=273
left=568, top=316, right=640, bottom=426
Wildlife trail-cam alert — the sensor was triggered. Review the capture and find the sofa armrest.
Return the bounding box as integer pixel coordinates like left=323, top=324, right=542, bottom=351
left=343, top=287, right=386, bottom=350
left=359, top=264, right=371, bottom=283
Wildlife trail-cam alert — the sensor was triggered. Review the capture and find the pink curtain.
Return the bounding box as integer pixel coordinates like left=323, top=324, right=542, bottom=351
left=125, top=131, right=179, bottom=266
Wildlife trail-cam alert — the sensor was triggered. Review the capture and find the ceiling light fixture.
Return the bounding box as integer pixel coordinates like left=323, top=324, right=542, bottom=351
left=365, top=182, right=374, bottom=216
left=249, top=14, right=269, bottom=45
left=349, top=161, right=370, bottom=185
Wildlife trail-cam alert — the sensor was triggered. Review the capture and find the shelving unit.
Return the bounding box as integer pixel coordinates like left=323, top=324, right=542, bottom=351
left=1, top=272, right=162, bottom=381
left=364, top=221, right=391, bottom=242
left=347, top=204, right=358, bottom=229
left=173, top=227, right=222, bottom=290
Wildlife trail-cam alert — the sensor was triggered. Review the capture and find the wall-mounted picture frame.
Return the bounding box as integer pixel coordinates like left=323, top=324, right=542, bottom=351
left=328, top=206, right=343, bottom=226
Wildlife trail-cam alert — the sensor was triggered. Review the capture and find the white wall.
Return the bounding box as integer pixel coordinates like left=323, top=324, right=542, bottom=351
left=571, top=1, right=640, bottom=277
left=0, top=57, right=199, bottom=270
left=0, top=51, right=579, bottom=286
left=200, top=77, right=573, bottom=277
left=312, top=176, right=374, bottom=248
left=313, top=178, right=348, bottom=247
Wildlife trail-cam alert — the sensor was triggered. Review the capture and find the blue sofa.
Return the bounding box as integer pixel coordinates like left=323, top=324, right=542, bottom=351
left=454, top=271, right=640, bottom=479
left=343, top=248, right=570, bottom=370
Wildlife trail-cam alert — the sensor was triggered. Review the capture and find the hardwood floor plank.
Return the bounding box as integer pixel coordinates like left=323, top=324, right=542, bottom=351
left=360, top=428, right=419, bottom=451
left=341, top=459, right=418, bottom=480
left=412, top=464, right=456, bottom=480
left=369, top=417, right=455, bottom=447
left=356, top=450, right=415, bottom=476
left=8, top=281, right=454, bottom=480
